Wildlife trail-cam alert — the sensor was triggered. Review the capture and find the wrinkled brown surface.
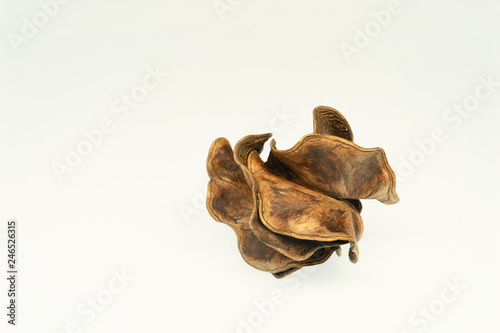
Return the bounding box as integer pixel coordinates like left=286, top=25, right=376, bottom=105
left=247, top=151, right=363, bottom=262
left=230, top=223, right=339, bottom=276
left=206, top=136, right=340, bottom=277
left=268, top=135, right=399, bottom=204
left=313, top=105, right=353, bottom=141
left=249, top=204, right=346, bottom=261
left=206, top=106, right=399, bottom=278
left=206, top=138, right=253, bottom=226
left=271, top=247, right=338, bottom=278
left=266, top=106, right=363, bottom=213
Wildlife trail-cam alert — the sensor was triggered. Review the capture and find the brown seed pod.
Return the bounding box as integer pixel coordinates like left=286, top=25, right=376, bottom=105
left=206, top=135, right=336, bottom=275
left=268, top=135, right=399, bottom=204
left=313, top=105, right=354, bottom=140
left=249, top=209, right=344, bottom=262
left=206, top=106, right=399, bottom=278
left=206, top=137, right=253, bottom=226
left=246, top=150, right=363, bottom=263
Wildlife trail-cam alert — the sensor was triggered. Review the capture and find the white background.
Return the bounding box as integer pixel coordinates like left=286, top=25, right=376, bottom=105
left=1, top=1, right=499, bottom=332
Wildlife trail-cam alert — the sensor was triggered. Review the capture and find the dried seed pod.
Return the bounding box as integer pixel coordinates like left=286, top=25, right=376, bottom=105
left=271, top=247, right=339, bottom=279
left=267, top=106, right=363, bottom=213
left=247, top=150, right=363, bottom=263
left=268, top=135, right=399, bottom=204
left=232, top=220, right=339, bottom=276
left=249, top=203, right=346, bottom=261
left=207, top=135, right=336, bottom=274
left=313, top=105, right=353, bottom=141
left=206, top=137, right=253, bottom=226
left=233, top=224, right=306, bottom=274
left=206, top=106, right=399, bottom=278
left=233, top=133, right=351, bottom=262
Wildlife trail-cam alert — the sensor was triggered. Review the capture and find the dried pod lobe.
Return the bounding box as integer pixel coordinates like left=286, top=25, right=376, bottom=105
left=249, top=205, right=345, bottom=261
left=313, top=105, right=354, bottom=141
left=269, top=135, right=399, bottom=204
left=247, top=151, right=363, bottom=262
left=206, top=138, right=253, bottom=226
left=206, top=106, right=399, bottom=278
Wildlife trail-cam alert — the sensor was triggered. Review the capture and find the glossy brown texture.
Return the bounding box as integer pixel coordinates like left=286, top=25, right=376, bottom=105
left=206, top=106, right=399, bottom=278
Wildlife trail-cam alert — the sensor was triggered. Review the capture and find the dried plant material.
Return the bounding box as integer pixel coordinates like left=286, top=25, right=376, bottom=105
left=234, top=224, right=307, bottom=274
left=206, top=106, right=399, bottom=278
left=268, top=135, right=399, bottom=204
left=249, top=210, right=344, bottom=262
left=246, top=150, right=363, bottom=263
left=206, top=137, right=253, bottom=226
left=206, top=136, right=336, bottom=274
left=228, top=220, right=339, bottom=275
left=270, top=247, right=339, bottom=279
left=313, top=105, right=353, bottom=140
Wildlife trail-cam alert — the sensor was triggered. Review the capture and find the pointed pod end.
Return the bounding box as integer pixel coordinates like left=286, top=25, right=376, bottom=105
left=348, top=242, right=359, bottom=263
left=206, top=137, right=233, bottom=177
left=379, top=191, right=400, bottom=205
left=312, top=106, right=354, bottom=141
left=234, top=133, right=272, bottom=167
